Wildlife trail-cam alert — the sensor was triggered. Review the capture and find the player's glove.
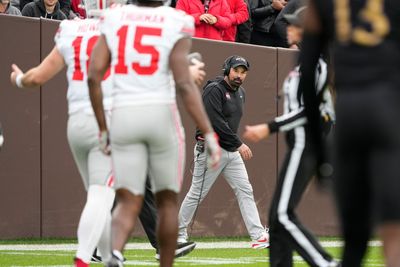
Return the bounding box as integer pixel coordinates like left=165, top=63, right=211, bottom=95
left=98, top=130, right=111, bottom=155
left=204, top=132, right=221, bottom=170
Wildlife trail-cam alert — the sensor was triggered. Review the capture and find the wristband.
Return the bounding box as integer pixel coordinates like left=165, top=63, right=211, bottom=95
left=16, top=73, right=24, bottom=88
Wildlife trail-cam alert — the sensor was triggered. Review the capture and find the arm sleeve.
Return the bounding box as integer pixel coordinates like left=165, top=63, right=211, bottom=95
left=250, top=0, right=276, bottom=20
left=176, top=0, right=203, bottom=25
left=203, top=85, right=242, bottom=149
left=19, top=0, right=30, bottom=11
left=268, top=108, right=307, bottom=133
left=229, top=0, right=249, bottom=25
left=212, top=0, right=233, bottom=30
left=21, top=3, right=34, bottom=17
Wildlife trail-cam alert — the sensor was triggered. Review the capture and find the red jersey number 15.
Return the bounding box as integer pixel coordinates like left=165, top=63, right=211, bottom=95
left=115, top=25, right=162, bottom=75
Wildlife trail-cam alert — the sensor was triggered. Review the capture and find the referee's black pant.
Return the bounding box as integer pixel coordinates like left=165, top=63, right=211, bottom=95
left=269, top=127, right=333, bottom=267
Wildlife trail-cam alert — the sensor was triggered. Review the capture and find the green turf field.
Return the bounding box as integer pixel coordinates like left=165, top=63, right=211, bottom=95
left=0, top=238, right=384, bottom=266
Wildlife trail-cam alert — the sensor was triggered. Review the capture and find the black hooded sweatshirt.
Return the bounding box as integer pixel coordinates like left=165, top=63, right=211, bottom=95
left=21, top=0, right=66, bottom=20
left=196, top=76, right=246, bottom=152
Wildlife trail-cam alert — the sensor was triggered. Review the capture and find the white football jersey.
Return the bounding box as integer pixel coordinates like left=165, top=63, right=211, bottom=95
left=99, top=5, right=195, bottom=108
left=55, top=19, right=113, bottom=115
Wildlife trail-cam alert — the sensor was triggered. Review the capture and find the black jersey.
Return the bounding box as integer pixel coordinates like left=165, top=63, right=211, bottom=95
left=314, top=0, right=400, bottom=88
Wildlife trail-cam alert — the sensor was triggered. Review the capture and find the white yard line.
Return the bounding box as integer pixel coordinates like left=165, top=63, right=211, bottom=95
left=0, top=240, right=382, bottom=251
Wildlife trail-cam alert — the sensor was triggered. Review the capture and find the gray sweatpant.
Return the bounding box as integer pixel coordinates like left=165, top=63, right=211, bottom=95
left=178, top=144, right=265, bottom=240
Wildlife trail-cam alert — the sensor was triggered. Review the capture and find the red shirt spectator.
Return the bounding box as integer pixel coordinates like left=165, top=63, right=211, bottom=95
left=70, top=0, right=85, bottom=18
left=222, top=0, right=248, bottom=42
left=176, top=0, right=231, bottom=40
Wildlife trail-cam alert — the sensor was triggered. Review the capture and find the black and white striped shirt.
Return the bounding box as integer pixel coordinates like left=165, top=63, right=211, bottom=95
left=268, top=58, right=335, bottom=133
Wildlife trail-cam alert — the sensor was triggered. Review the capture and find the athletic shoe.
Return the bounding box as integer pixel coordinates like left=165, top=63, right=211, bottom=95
left=177, top=236, right=188, bottom=244
left=106, top=251, right=124, bottom=267
left=90, top=254, right=102, bottom=263
left=74, top=257, right=89, bottom=267
left=155, top=241, right=197, bottom=260
left=251, top=230, right=270, bottom=249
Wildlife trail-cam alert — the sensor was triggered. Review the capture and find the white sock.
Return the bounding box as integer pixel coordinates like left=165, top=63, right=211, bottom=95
left=75, top=185, right=115, bottom=262
left=97, top=210, right=112, bottom=262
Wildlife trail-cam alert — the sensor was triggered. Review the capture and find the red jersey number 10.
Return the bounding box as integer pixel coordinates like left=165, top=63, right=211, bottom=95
left=72, top=35, right=110, bottom=81
left=114, top=25, right=162, bottom=75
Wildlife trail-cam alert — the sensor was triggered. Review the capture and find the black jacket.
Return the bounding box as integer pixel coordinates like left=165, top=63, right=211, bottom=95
left=249, top=0, right=278, bottom=33
left=21, top=0, right=66, bottom=20
left=196, top=76, right=245, bottom=152
left=235, top=0, right=252, bottom=43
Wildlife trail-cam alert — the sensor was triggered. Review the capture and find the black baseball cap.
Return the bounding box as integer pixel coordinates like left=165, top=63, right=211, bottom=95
left=230, top=55, right=250, bottom=70
left=283, top=6, right=307, bottom=27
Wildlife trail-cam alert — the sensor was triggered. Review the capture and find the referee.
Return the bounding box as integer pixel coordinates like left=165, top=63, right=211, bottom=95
left=243, top=7, right=338, bottom=267
left=178, top=55, right=269, bottom=248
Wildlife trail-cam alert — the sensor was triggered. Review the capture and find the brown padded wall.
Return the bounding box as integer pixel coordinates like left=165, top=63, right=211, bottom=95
left=40, top=20, right=86, bottom=237
left=0, top=16, right=41, bottom=238
left=0, top=16, right=339, bottom=238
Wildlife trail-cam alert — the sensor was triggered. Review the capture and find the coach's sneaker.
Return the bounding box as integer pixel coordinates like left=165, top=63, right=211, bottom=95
left=106, top=250, right=124, bottom=267
left=251, top=230, right=270, bottom=249
left=177, top=236, right=188, bottom=244
left=155, top=241, right=197, bottom=260
left=176, top=241, right=196, bottom=258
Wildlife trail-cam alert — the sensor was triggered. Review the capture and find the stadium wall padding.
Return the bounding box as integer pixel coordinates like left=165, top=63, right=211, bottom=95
left=0, top=16, right=339, bottom=239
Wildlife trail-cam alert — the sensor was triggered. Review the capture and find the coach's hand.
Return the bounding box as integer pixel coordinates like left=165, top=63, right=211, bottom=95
left=205, top=132, right=221, bottom=169
left=238, top=143, right=252, bottom=160
left=98, top=130, right=111, bottom=155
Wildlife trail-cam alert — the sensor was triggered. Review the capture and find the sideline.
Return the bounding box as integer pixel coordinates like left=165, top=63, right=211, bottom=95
left=0, top=240, right=382, bottom=251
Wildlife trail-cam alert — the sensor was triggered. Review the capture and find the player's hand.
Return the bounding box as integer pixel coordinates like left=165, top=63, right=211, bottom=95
left=189, top=59, right=206, bottom=86
left=238, top=143, right=253, bottom=160
left=98, top=130, right=111, bottom=155
left=243, top=124, right=270, bottom=143
left=204, top=132, right=221, bottom=169
left=10, top=64, right=23, bottom=88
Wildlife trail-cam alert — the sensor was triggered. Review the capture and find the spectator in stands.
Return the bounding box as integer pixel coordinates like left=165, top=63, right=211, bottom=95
left=249, top=0, right=288, bottom=47
left=235, top=0, right=252, bottom=43
left=274, top=0, right=304, bottom=48
left=10, top=0, right=19, bottom=10
left=21, top=0, right=66, bottom=19
left=20, top=0, right=69, bottom=17
left=0, top=0, right=21, bottom=14
left=176, top=0, right=231, bottom=41
left=222, top=0, right=248, bottom=42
